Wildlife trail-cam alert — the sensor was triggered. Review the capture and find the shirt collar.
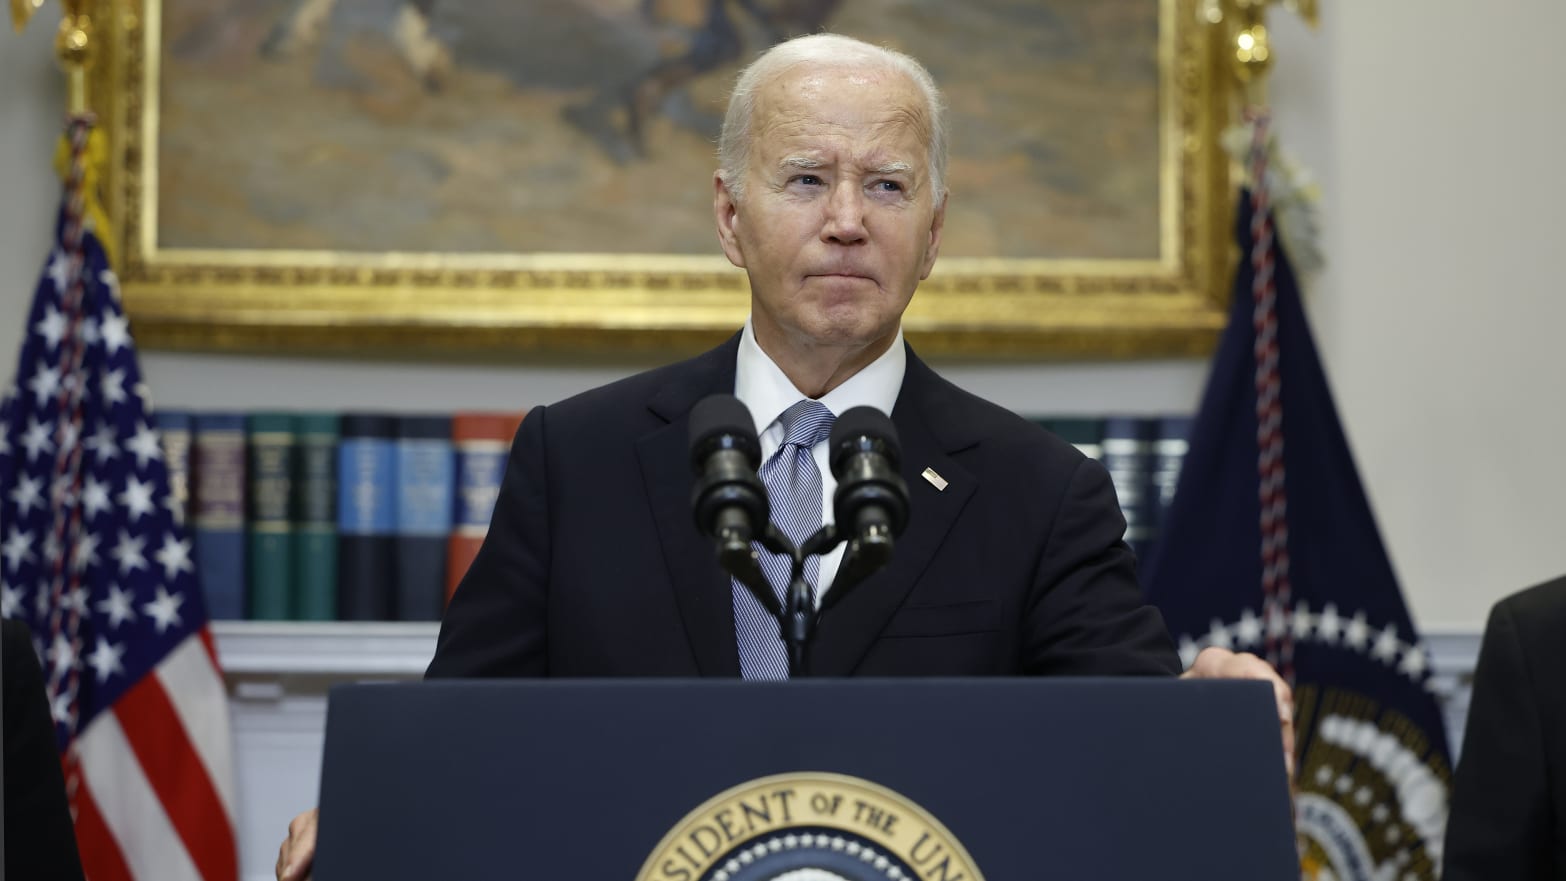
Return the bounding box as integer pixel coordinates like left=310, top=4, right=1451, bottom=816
left=734, top=317, right=905, bottom=437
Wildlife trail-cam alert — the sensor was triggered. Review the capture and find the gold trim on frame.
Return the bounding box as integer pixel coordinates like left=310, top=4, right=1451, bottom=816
left=95, top=0, right=1233, bottom=361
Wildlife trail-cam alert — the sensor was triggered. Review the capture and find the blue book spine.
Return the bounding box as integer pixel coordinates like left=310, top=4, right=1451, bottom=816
left=1100, top=416, right=1158, bottom=565
left=394, top=416, right=453, bottom=622
left=337, top=415, right=397, bottom=621
left=192, top=412, right=247, bottom=620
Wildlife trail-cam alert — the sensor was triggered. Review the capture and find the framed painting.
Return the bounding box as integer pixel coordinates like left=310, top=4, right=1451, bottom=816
left=91, top=0, right=1233, bottom=359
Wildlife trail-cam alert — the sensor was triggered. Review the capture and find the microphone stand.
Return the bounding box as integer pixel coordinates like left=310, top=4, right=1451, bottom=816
left=781, top=525, right=843, bottom=678
left=730, top=524, right=844, bottom=678
left=723, top=518, right=896, bottom=678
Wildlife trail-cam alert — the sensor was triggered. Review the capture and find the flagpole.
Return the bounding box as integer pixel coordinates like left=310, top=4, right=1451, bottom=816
left=8, top=4, right=99, bottom=876
left=12, top=0, right=103, bottom=833
left=54, top=0, right=93, bottom=117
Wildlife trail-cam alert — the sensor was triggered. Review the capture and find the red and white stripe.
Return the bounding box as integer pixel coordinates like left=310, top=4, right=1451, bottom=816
left=1247, top=110, right=1296, bottom=684
left=71, top=631, right=237, bottom=881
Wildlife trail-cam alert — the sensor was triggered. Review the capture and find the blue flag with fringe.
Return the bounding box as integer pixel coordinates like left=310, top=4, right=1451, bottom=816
left=1143, top=125, right=1452, bottom=881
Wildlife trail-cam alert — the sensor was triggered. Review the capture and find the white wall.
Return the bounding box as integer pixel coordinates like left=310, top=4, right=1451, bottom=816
left=1277, top=1, right=1566, bottom=629
left=5, top=1, right=1564, bottom=632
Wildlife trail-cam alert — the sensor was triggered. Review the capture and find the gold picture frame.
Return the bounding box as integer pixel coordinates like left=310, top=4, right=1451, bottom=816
left=92, top=0, right=1233, bottom=361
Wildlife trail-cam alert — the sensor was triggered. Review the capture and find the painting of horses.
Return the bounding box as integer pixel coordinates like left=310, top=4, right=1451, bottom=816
left=154, top=0, right=1163, bottom=262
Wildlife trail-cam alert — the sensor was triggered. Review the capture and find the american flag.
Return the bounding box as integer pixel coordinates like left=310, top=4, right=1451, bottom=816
left=0, top=117, right=238, bottom=881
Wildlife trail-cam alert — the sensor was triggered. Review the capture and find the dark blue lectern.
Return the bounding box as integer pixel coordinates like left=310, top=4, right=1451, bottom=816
left=314, top=679, right=1296, bottom=880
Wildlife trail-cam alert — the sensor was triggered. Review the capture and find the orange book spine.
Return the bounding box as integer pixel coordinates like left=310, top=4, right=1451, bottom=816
left=445, top=412, right=525, bottom=606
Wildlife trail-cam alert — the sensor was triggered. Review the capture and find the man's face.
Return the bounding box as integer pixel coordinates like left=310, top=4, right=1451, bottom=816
left=714, top=65, right=946, bottom=357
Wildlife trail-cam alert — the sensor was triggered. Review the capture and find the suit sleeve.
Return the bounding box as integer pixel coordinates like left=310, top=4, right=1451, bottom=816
left=426, top=406, right=552, bottom=678
left=1020, top=456, right=1181, bottom=676
left=4, top=620, right=87, bottom=881
left=1443, top=599, right=1548, bottom=881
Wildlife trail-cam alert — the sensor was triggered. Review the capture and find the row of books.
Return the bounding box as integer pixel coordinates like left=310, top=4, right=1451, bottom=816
left=1033, top=416, right=1193, bottom=568
left=157, top=411, right=523, bottom=622
left=156, top=411, right=1191, bottom=622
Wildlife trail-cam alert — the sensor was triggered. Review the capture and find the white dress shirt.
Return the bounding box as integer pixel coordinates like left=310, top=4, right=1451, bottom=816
left=733, top=318, right=906, bottom=604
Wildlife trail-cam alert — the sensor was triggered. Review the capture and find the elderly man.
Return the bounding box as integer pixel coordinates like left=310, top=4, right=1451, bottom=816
left=277, top=33, right=1290, bottom=881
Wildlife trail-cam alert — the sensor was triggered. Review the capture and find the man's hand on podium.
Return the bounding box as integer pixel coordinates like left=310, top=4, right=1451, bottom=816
left=276, top=808, right=319, bottom=881
left=1181, top=647, right=1296, bottom=778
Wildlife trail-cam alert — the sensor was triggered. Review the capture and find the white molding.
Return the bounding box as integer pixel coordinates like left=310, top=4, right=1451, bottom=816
left=212, top=620, right=439, bottom=677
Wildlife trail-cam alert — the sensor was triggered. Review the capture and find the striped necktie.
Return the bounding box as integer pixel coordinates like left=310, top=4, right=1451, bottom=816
left=734, top=399, right=835, bottom=679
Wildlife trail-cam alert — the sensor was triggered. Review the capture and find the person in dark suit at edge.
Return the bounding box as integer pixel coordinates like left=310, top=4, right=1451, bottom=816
left=277, top=33, right=1293, bottom=881
left=3, top=618, right=88, bottom=881
left=1444, top=575, right=1566, bottom=880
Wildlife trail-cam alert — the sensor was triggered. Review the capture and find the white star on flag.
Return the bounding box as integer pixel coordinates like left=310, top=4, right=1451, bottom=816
left=1177, top=635, right=1201, bottom=670
left=1235, top=608, right=1262, bottom=647
left=1266, top=603, right=1288, bottom=639
left=1344, top=612, right=1371, bottom=651
left=1316, top=603, right=1342, bottom=644
left=1, top=529, right=35, bottom=571
left=47, top=630, right=79, bottom=678
left=1371, top=623, right=1401, bottom=664
left=100, top=368, right=127, bottom=406
left=50, top=690, right=76, bottom=727
left=1291, top=599, right=1315, bottom=640
left=94, top=584, right=139, bottom=629
left=79, top=315, right=99, bottom=346
left=87, top=638, right=126, bottom=683
left=0, top=582, right=25, bottom=618
left=99, top=310, right=131, bottom=354
left=142, top=584, right=185, bottom=633
left=1398, top=644, right=1428, bottom=679
left=118, top=475, right=157, bottom=522
left=57, top=417, right=79, bottom=451
left=61, top=585, right=92, bottom=617
left=26, top=363, right=61, bottom=406
left=9, top=475, right=44, bottom=516
left=21, top=417, right=54, bottom=462
left=84, top=423, right=119, bottom=464
left=153, top=535, right=194, bottom=580
left=34, top=304, right=68, bottom=349
left=82, top=475, right=114, bottom=520
left=0, top=427, right=10, bottom=458
left=99, top=267, right=120, bottom=301
left=124, top=422, right=164, bottom=470
left=46, top=249, right=70, bottom=292
left=109, top=530, right=148, bottom=575
left=1205, top=618, right=1234, bottom=650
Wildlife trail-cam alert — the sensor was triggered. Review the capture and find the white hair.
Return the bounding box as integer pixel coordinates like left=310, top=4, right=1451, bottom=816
left=717, top=33, right=949, bottom=204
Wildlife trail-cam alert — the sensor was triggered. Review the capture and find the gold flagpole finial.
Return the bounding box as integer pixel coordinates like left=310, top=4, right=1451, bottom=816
left=10, top=0, right=46, bottom=32
left=11, top=0, right=97, bottom=113
left=1201, top=0, right=1319, bottom=108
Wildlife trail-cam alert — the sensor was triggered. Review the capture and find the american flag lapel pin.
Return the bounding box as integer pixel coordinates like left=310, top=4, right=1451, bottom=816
left=920, top=467, right=948, bottom=491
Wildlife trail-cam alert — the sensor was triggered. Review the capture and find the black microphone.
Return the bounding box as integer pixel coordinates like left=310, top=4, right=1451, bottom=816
left=688, top=395, right=777, bottom=613
left=827, top=406, right=910, bottom=601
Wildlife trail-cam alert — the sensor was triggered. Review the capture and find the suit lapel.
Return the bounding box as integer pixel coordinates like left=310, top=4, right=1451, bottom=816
left=811, top=350, right=978, bottom=676
left=636, top=336, right=743, bottom=677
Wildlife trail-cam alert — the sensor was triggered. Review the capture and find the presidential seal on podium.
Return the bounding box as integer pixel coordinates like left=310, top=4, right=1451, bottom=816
left=637, top=772, right=984, bottom=881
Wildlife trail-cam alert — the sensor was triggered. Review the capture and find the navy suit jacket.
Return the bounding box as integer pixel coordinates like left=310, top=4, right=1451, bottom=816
left=427, top=336, right=1179, bottom=678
